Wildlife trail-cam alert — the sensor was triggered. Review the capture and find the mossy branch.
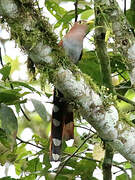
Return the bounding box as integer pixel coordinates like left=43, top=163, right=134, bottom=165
left=94, top=4, right=114, bottom=180
left=94, top=0, right=135, bottom=86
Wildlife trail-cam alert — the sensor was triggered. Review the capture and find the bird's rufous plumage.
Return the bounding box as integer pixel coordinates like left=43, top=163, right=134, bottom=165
left=50, top=21, right=90, bottom=161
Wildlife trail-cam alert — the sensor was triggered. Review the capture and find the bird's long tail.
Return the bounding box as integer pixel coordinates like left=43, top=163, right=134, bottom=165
left=50, top=89, right=74, bottom=161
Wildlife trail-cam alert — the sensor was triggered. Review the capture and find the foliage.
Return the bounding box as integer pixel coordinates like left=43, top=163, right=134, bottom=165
left=0, top=0, right=135, bottom=179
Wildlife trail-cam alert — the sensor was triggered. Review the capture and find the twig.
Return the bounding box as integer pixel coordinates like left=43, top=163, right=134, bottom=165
left=74, top=0, right=78, bottom=22
left=20, top=106, right=31, bottom=121
left=64, top=153, right=100, bottom=162
left=117, top=93, right=135, bottom=106
left=124, top=0, right=126, bottom=16
left=74, top=125, right=96, bottom=133
left=55, top=134, right=94, bottom=179
left=0, top=48, right=4, bottom=67
left=115, top=86, right=131, bottom=90
left=117, top=70, right=127, bottom=82
left=113, top=168, right=130, bottom=180
left=16, top=137, right=44, bottom=149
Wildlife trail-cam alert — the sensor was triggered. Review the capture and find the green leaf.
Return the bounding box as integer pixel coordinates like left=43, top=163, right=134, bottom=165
left=0, top=143, right=17, bottom=165
left=45, top=0, right=66, bottom=20
left=15, top=158, right=28, bottom=175
left=126, top=9, right=135, bottom=28
left=55, top=175, right=68, bottom=180
left=75, top=159, right=96, bottom=179
left=116, top=173, right=129, bottom=180
left=65, top=158, right=77, bottom=169
left=31, top=99, right=47, bottom=121
left=21, top=174, right=36, bottom=180
left=54, top=7, right=91, bottom=30
left=64, top=146, right=77, bottom=154
left=78, top=51, right=102, bottom=85
left=0, top=128, right=9, bottom=147
left=123, top=161, right=131, bottom=169
left=26, top=157, right=42, bottom=173
left=43, top=154, right=51, bottom=169
left=81, top=9, right=94, bottom=19
left=0, top=104, right=18, bottom=148
left=3, top=56, right=20, bottom=74
left=118, top=89, right=135, bottom=112
left=10, top=81, right=41, bottom=95
left=0, top=88, right=25, bottom=105
left=32, top=134, right=49, bottom=150
left=16, top=144, right=32, bottom=161
left=0, top=63, right=11, bottom=81
left=15, top=144, right=32, bottom=175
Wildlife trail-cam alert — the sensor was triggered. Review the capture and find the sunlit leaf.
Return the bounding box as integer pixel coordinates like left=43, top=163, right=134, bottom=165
left=45, top=0, right=66, bottom=20
left=81, top=9, right=94, bottom=19
left=93, top=143, right=105, bottom=161
left=0, top=63, right=11, bottom=80
left=105, top=28, right=111, bottom=42
left=3, top=56, right=20, bottom=74
left=117, top=89, right=135, bottom=112
left=116, top=173, right=129, bottom=180
left=0, top=104, right=18, bottom=149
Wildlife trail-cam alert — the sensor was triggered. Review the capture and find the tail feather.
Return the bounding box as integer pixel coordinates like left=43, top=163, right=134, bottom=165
left=50, top=89, right=74, bottom=161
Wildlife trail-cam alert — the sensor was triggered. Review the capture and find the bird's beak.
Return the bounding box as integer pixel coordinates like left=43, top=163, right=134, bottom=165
left=86, top=20, right=94, bottom=25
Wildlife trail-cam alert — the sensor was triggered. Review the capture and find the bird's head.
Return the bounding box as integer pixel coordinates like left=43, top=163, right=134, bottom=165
left=74, top=20, right=94, bottom=35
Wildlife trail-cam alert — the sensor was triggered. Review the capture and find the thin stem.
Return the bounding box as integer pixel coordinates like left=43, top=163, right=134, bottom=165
left=16, top=137, right=44, bottom=149
left=20, top=107, right=31, bottom=121
left=124, top=0, right=126, bottom=15
left=74, top=0, right=78, bottom=22
left=74, top=125, right=96, bottom=133
left=117, top=93, right=135, bottom=106
left=64, top=152, right=100, bottom=162
left=0, top=48, right=4, bottom=67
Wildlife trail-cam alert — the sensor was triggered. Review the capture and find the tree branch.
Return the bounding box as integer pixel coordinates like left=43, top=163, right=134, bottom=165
left=95, top=0, right=135, bottom=86
left=16, top=137, right=43, bottom=149
left=94, top=4, right=114, bottom=179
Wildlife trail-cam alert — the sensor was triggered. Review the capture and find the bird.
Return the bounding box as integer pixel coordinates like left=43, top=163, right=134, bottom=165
left=50, top=20, right=91, bottom=161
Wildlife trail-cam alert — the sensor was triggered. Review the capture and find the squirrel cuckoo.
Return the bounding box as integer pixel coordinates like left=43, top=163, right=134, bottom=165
left=50, top=20, right=90, bottom=161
